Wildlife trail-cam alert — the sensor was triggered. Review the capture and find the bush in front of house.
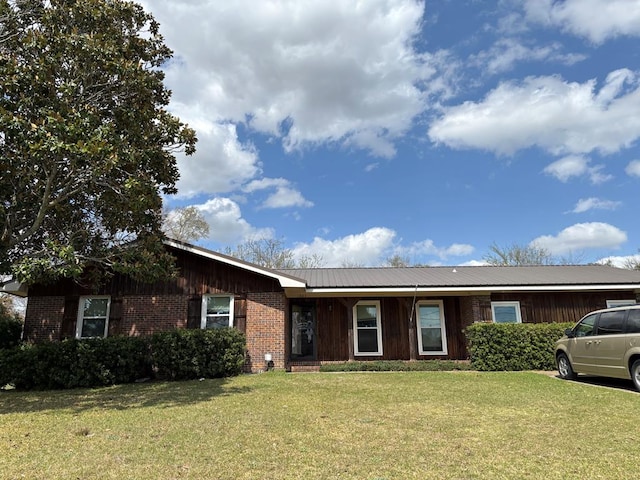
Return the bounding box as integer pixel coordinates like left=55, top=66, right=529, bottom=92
left=319, top=360, right=473, bottom=372
left=0, top=336, right=153, bottom=390
left=0, top=299, right=23, bottom=349
left=151, top=328, right=246, bottom=380
left=0, top=328, right=246, bottom=390
left=465, top=322, right=574, bottom=371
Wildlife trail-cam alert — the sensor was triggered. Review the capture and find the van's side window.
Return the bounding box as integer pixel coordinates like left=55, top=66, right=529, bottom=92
left=596, top=310, right=626, bottom=335
left=575, top=314, right=597, bottom=337
left=627, top=310, right=640, bottom=333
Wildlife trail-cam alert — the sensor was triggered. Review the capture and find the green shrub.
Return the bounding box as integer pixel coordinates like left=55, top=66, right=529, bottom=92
left=0, top=337, right=153, bottom=390
left=151, top=328, right=246, bottom=380
left=0, top=328, right=246, bottom=390
left=0, top=300, right=23, bottom=349
left=465, top=322, right=573, bottom=371
left=319, top=360, right=473, bottom=372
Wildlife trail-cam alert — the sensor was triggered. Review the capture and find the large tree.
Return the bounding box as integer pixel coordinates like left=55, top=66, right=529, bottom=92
left=0, top=0, right=196, bottom=284
left=225, top=238, right=324, bottom=269
left=483, top=242, right=555, bottom=266
left=162, top=206, right=209, bottom=243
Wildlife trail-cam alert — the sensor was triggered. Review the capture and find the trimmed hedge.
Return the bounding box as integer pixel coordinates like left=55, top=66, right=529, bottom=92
left=0, top=328, right=246, bottom=390
left=465, top=322, right=573, bottom=371
left=151, top=328, right=246, bottom=380
left=319, top=360, right=473, bottom=372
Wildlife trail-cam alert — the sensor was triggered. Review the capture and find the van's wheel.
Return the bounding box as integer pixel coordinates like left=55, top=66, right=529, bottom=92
left=631, top=360, right=640, bottom=391
left=557, top=353, right=576, bottom=380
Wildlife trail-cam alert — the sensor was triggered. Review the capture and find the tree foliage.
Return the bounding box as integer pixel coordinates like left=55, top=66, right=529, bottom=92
left=162, top=206, right=209, bottom=243
left=225, top=238, right=324, bottom=269
left=0, top=0, right=196, bottom=285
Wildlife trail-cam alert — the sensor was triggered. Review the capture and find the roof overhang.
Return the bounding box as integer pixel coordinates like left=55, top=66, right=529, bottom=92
left=164, top=239, right=307, bottom=289
left=0, top=280, right=28, bottom=297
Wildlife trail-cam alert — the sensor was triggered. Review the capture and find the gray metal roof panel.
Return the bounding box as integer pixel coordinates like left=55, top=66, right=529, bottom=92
left=279, top=265, right=640, bottom=289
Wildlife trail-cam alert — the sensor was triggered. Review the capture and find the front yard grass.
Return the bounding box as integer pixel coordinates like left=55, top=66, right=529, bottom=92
left=1, top=371, right=638, bottom=479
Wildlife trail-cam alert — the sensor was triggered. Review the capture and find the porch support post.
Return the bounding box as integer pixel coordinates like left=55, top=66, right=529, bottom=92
left=339, top=298, right=359, bottom=361
left=404, top=298, right=417, bottom=361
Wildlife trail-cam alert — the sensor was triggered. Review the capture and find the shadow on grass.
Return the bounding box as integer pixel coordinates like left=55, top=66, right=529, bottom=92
left=560, top=374, right=638, bottom=393
left=0, top=377, right=253, bottom=415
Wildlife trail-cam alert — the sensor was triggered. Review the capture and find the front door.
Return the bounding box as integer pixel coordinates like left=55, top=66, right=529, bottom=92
left=291, top=303, right=316, bottom=360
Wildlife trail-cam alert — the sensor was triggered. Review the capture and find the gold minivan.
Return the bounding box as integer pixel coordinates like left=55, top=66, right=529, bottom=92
left=555, top=305, right=640, bottom=391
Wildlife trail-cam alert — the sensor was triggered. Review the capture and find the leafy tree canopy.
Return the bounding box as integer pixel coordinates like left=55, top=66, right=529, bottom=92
left=0, top=0, right=196, bottom=285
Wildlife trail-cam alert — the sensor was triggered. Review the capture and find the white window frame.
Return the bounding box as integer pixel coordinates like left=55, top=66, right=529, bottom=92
left=76, top=296, right=111, bottom=339
left=353, top=300, right=383, bottom=356
left=491, top=301, right=522, bottom=324
left=606, top=299, right=636, bottom=308
left=416, top=300, right=448, bottom=355
left=201, top=294, right=234, bottom=329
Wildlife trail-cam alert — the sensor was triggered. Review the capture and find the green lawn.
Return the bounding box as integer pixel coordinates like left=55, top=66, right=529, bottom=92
left=1, top=371, right=638, bottom=479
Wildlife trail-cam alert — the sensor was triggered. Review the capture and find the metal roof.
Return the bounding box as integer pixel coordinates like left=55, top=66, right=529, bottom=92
left=279, top=265, right=640, bottom=290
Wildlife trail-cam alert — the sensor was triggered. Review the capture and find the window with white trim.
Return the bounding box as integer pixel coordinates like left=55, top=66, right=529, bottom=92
left=491, top=301, right=522, bottom=324
left=606, top=299, right=636, bottom=308
left=201, top=295, right=234, bottom=329
left=416, top=300, right=447, bottom=355
left=76, top=296, right=111, bottom=339
left=353, top=301, right=383, bottom=356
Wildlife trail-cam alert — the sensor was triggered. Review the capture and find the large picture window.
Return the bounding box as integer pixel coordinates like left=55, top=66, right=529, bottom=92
left=491, top=301, right=522, bottom=324
left=201, top=295, right=234, bottom=329
left=416, top=300, right=447, bottom=355
left=353, top=301, right=383, bottom=356
left=76, top=296, right=111, bottom=339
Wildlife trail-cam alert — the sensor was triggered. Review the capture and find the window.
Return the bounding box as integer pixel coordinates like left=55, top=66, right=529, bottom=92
left=416, top=301, right=447, bottom=355
left=606, top=299, right=636, bottom=308
left=574, top=313, right=597, bottom=337
left=596, top=310, right=626, bottom=335
left=491, top=301, right=522, bottom=324
left=76, top=296, right=111, bottom=339
left=627, top=310, right=640, bottom=333
left=201, top=295, right=234, bottom=329
left=353, top=301, right=383, bottom=356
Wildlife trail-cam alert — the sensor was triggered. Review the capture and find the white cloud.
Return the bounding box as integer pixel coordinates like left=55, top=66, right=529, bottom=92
left=399, top=239, right=474, bottom=260
left=289, top=228, right=473, bottom=266
left=571, top=197, right=621, bottom=213
left=242, top=178, right=313, bottom=209
left=626, top=159, right=640, bottom=177
left=470, top=38, right=585, bottom=76
left=145, top=0, right=436, bottom=158
left=543, top=155, right=612, bottom=184
left=596, top=254, right=640, bottom=269
left=174, top=121, right=260, bottom=198
left=292, top=227, right=397, bottom=266
left=531, top=222, right=627, bottom=255
left=524, top=0, right=640, bottom=44
left=195, top=198, right=273, bottom=243
left=429, top=69, right=640, bottom=156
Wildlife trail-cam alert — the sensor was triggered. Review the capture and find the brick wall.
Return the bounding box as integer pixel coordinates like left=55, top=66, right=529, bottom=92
left=120, top=295, right=188, bottom=336
left=23, top=296, right=65, bottom=342
left=245, top=291, right=287, bottom=372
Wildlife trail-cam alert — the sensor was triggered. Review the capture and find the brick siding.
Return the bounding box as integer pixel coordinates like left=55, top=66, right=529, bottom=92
left=23, top=296, right=65, bottom=342
left=245, top=292, right=287, bottom=372
left=120, top=295, right=189, bottom=336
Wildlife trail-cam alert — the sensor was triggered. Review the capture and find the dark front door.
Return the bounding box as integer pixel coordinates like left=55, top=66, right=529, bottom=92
left=291, top=303, right=316, bottom=360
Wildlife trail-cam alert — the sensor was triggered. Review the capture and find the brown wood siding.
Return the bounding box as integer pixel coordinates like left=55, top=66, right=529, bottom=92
left=489, top=291, right=636, bottom=324
left=313, top=296, right=469, bottom=362
left=316, top=299, right=349, bottom=361
left=28, top=246, right=283, bottom=298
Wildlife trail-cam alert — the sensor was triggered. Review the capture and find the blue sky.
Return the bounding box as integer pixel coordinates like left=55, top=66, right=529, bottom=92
left=142, top=0, right=640, bottom=267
